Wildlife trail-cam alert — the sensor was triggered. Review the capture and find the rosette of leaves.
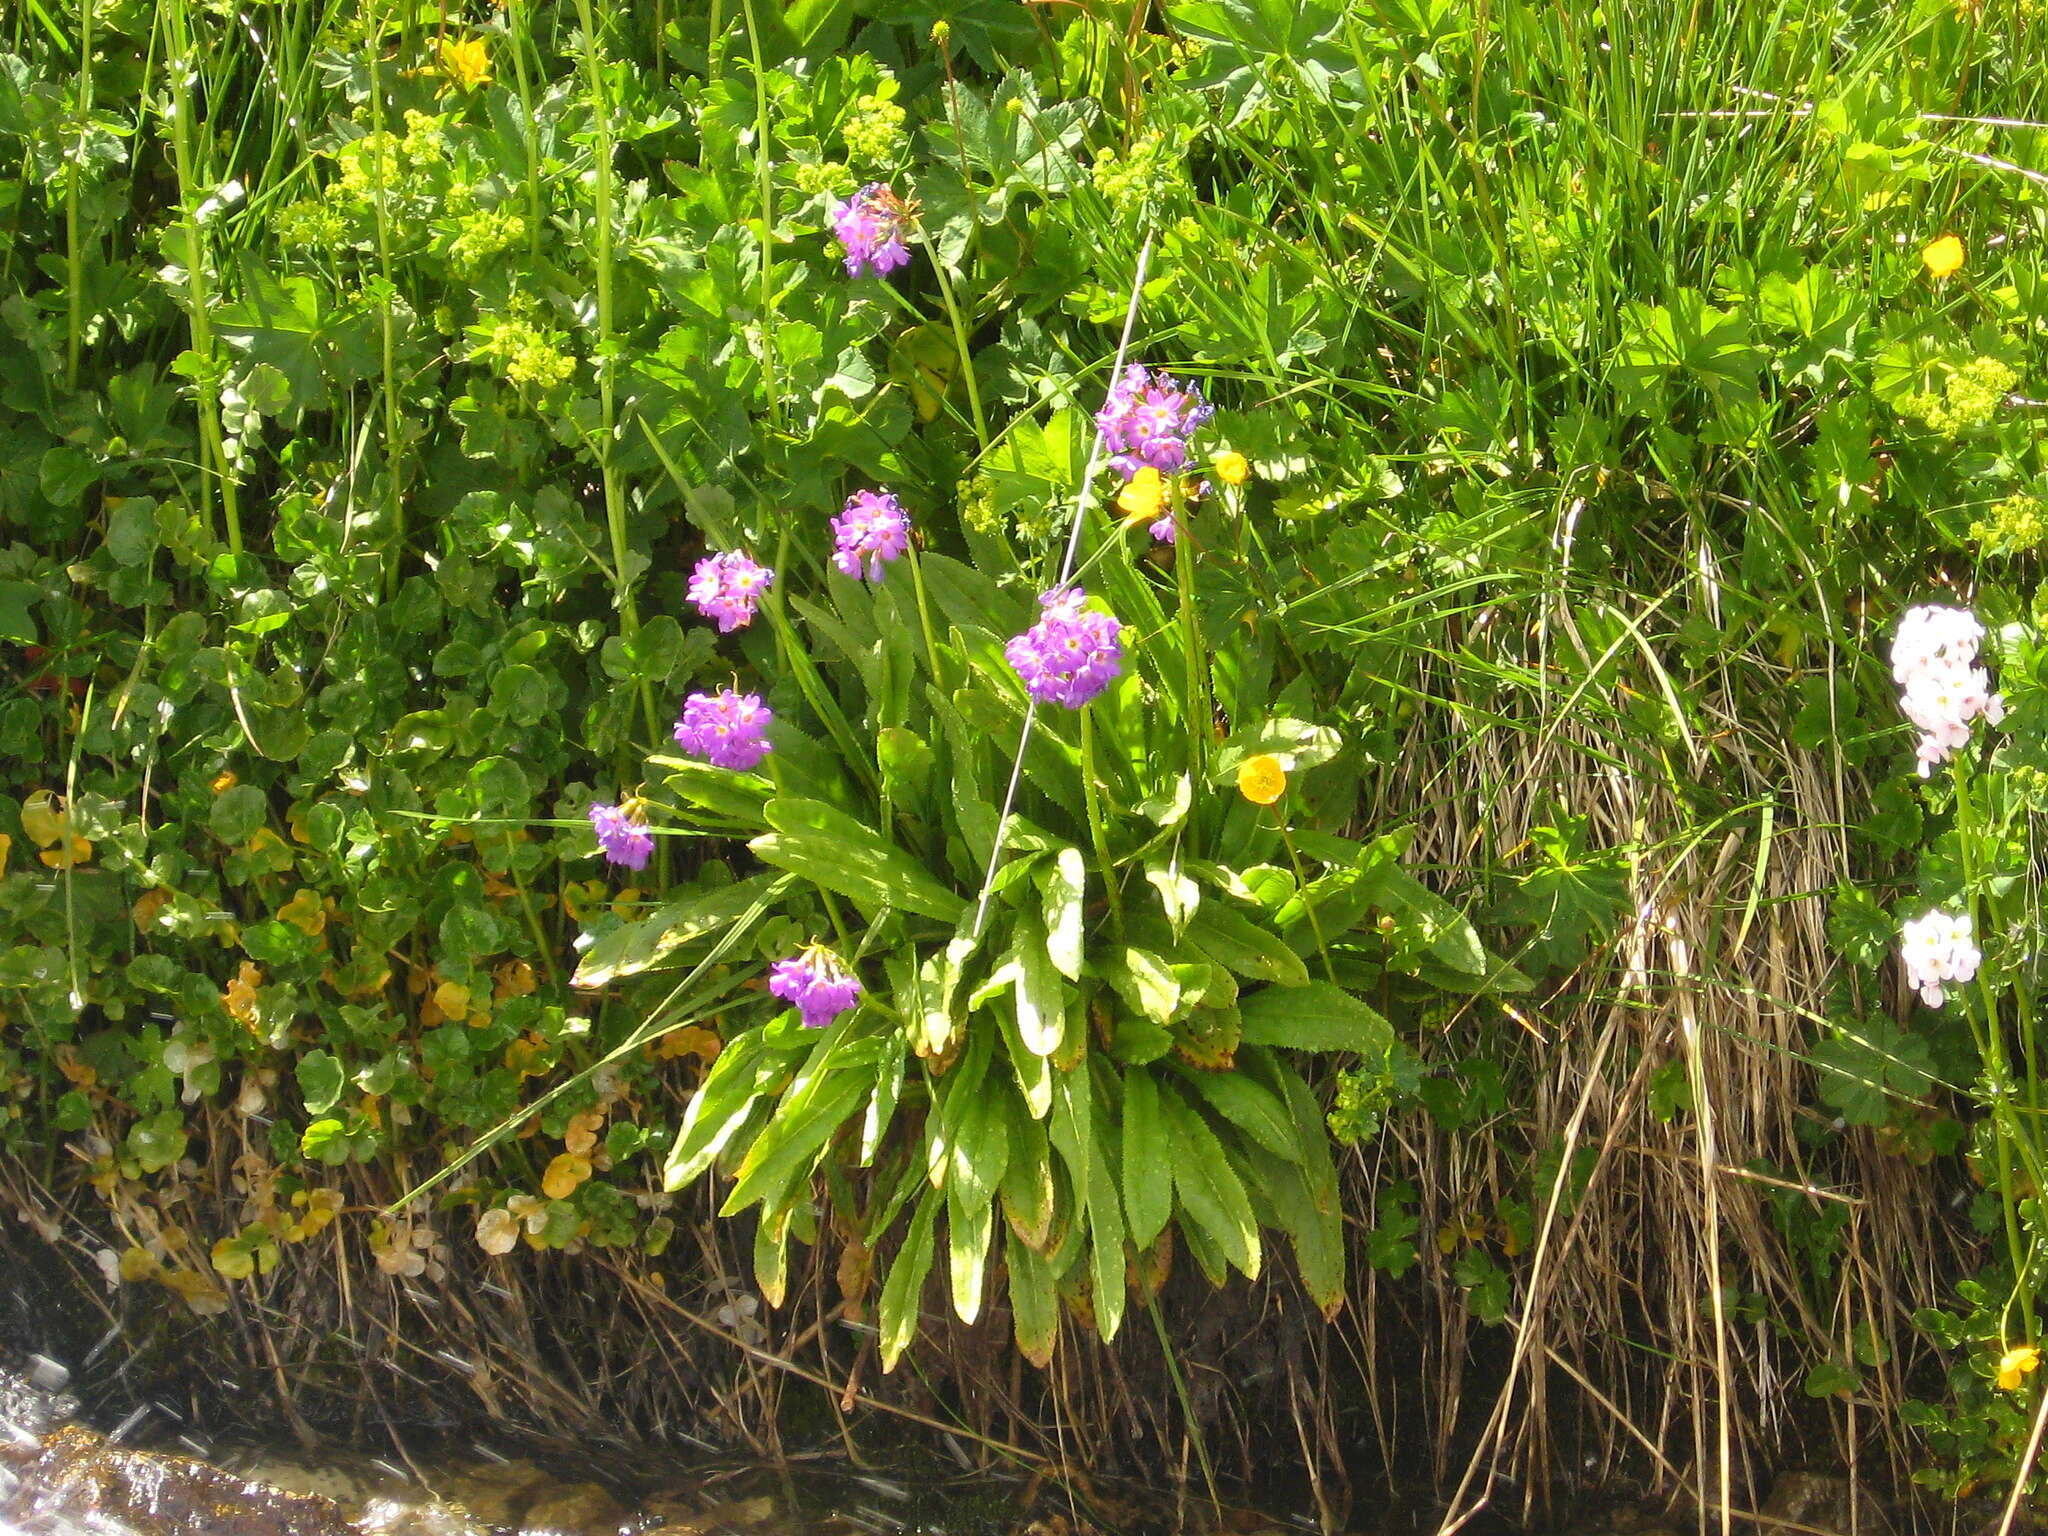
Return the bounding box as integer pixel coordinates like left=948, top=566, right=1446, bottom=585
left=580, top=524, right=1524, bottom=1370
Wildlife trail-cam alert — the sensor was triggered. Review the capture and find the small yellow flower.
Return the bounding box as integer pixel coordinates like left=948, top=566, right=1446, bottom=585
left=437, top=35, right=493, bottom=93
left=1116, top=466, right=1167, bottom=526
left=1212, top=450, right=1250, bottom=487
left=1237, top=754, right=1287, bottom=805
left=1998, top=1344, right=2040, bottom=1391
left=1922, top=234, right=1965, bottom=279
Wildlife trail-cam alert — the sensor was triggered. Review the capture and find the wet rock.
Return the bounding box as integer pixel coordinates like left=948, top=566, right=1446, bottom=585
left=227, top=1452, right=403, bottom=1508
left=518, top=1479, right=629, bottom=1534
left=431, top=1458, right=558, bottom=1524
left=1757, top=1472, right=1893, bottom=1536
left=630, top=1495, right=777, bottom=1533
left=0, top=1422, right=358, bottom=1536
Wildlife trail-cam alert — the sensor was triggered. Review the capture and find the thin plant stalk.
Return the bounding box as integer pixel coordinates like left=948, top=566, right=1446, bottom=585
left=971, top=230, right=1153, bottom=938
left=160, top=0, right=240, bottom=554
left=504, top=0, right=545, bottom=265
left=738, top=0, right=781, bottom=437
left=362, top=25, right=405, bottom=600
left=569, top=0, right=661, bottom=747
left=918, top=225, right=989, bottom=451
left=65, top=0, right=92, bottom=388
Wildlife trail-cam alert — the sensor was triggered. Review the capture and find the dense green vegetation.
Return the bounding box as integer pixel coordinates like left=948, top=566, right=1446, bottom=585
left=4, top=0, right=2048, bottom=1519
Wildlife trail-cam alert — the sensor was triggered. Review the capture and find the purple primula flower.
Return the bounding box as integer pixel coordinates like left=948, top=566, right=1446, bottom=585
left=1148, top=515, right=1177, bottom=544
left=828, top=183, right=913, bottom=278
left=768, top=943, right=863, bottom=1028
left=687, top=549, right=775, bottom=633
left=588, top=800, right=654, bottom=871
left=673, top=689, right=774, bottom=771
left=1005, top=587, right=1124, bottom=709
left=1095, top=364, right=1215, bottom=480
left=830, top=490, right=912, bottom=581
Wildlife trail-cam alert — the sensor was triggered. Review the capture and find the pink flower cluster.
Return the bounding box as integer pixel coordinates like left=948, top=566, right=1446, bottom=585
left=587, top=800, right=654, bottom=870
left=768, top=944, right=863, bottom=1028
left=831, top=490, right=911, bottom=581
left=1900, top=908, right=1980, bottom=1008
left=1005, top=587, right=1123, bottom=708
left=828, top=183, right=912, bottom=279
left=673, top=689, right=773, bottom=771
left=1891, top=604, right=2005, bottom=776
left=1095, top=364, right=1214, bottom=480
left=688, top=549, right=775, bottom=633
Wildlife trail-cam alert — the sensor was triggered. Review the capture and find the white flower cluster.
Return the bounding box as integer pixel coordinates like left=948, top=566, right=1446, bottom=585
left=1900, top=908, right=1981, bottom=1008
left=1891, top=604, right=2005, bottom=776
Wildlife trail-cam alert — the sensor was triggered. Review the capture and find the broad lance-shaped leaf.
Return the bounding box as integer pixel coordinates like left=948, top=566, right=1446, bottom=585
left=1051, top=1065, right=1126, bottom=1342
left=754, top=1200, right=791, bottom=1310
left=1012, top=914, right=1064, bottom=1056
left=666, top=1030, right=778, bottom=1189
left=1038, top=846, right=1086, bottom=980
left=1175, top=1062, right=1300, bottom=1161
left=1185, top=902, right=1310, bottom=987
left=1007, top=1230, right=1058, bottom=1368
left=880, top=1190, right=941, bottom=1373
left=719, top=1069, right=869, bottom=1216
left=1238, top=979, right=1391, bottom=1057
left=999, top=1004, right=1054, bottom=1119
left=1160, top=1088, right=1260, bottom=1280
left=1100, top=945, right=1181, bottom=1024
left=946, top=1082, right=1012, bottom=1324
left=1120, top=1069, right=1173, bottom=1250
left=926, top=1024, right=993, bottom=1190
left=860, top=1032, right=907, bottom=1166
left=1355, top=855, right=1487, bottom=975
left=1247, top=1143, right=1344, bottom=1316
left=574, top=873, right=783, bottom=988
left=752, top=797, right=964, bottom=922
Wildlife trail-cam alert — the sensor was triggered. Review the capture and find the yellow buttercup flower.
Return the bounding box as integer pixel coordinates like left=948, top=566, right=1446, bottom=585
left=1237, top=754, right=1287, bottom=805
left=1212, top=450, right=1250, bottom=487
left=1922, top=234, right=1965, bottom=279
left=1116, top=466, right=1167, bottom=525
left=438, top=36, right=493, bottom=93
left=1998, top=1344, right=2040, bottom=1391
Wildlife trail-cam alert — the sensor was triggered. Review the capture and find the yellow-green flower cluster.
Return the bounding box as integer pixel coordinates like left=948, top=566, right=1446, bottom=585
left=450, top=207, right=526, bottom=277
left=1091, top=130, right=1185, bottom=220
left=272, top=196, right=350, bottom=250
left=842, top=91, right=906, bottom=168
left=1905, top=356, right=2017, bottom=437
left=1971, top=492, right=2047, bottom=557
left=474, top=318, right=575, bottom=392
left=792, top=160, right=854, bottom=197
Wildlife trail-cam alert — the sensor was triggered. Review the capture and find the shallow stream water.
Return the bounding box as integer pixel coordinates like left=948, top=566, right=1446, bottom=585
left=0, top=1346, right=1333, bottom=1536
left=0, top=1345, right=1883, bottom=1536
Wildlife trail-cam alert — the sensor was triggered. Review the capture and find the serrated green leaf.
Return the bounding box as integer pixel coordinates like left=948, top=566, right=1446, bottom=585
left=1238, top=980, right=1391, bottom=1056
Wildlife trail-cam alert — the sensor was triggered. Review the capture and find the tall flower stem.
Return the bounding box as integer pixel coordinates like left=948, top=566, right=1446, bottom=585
left=1955, top=761, right=2038, bottom=1333
left=970, top=230, right=1153, bottom=939
left=570, top=0, right=661, bottom=748
left=160, top=0, right=240, bottom=554
left=762, top=543, right=878, bottom=796
left=738, top=0, right=782, bottom=439
left=904, top=544, right=948, bottom=690
left=363, top=32, right=405, bottom=601
left=65, top=0, right=93, bottom=388
left=919, top=227, right=989, bottom=452
left=1170, top=477, right=1209, bottom=775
